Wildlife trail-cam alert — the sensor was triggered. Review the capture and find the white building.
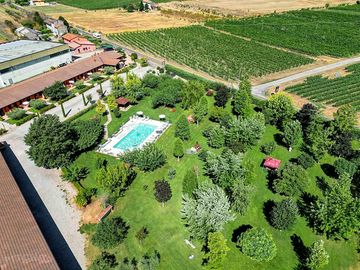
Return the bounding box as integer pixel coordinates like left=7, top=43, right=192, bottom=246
left=45, top=19, right=68, bottom=37
left=0, top=40, right=72, bottom=88
left=15, top=27, right=40, bottom=40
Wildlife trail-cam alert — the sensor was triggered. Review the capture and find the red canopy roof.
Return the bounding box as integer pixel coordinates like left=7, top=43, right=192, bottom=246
left=264, top=157, right=281, bottom=169
left=116, top=97, right=130, bottom=106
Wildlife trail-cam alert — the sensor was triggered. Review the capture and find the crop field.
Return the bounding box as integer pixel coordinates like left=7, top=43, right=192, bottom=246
left=330, top=3, right=360, bottom=12
left=55, top=0, right=173, bottom=10
left=205, top=8, right=360, bottom=57
left=285, top=63, right=360, bottom=111
left=110, top=26, right=313, bottom=79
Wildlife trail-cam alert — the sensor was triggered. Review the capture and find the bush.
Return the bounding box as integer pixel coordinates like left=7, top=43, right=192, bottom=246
left=92, top=217, right=129, bottom=249
left=0, top=128, right=7, bottom=135
left=209, top=106, right=229, bottom=123
left=38, top=103, right=56, bottom=114
left=43, top=81, right=69, bottom=101
left=75, top=80, right=86, bottom=90
left=334, top=158, right=358, bottom=178
left=203, top=126, right=225, bottom=148
left=73, top=120, right=103, bottom=151
left=29, top=99, right=47, bottom=110
left=175, top=115, right=190, bottom=141
left=10, top=114, right=36, bottom=126
left=274, top=163, right=309, bottom=196
left=237, top=227, right=277, bottom=262
left=142, top=73, right=159, bottom=88
left=103, top=66, right=115, bottom=75
left=112, top=107, right=121, bottom=118
left=123, top=144, right=166, bottom=171
left=260, top=141, right=276, bottom=155
left=270, top=199, right=298, bottom=230
left=8, top=108, right=26, bottom=120
left=296, top=152, right=316, bottom=169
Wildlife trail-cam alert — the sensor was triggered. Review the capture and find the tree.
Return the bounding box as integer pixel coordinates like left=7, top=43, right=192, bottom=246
left=296, top=152, right=316, bottom=169
left=61, top=164, right=88, bottom=184
left=106, top=94, right=117, bottom=111
left=305, top=240, right=329, bottom=270
left=92, top=217, right=129, bottom=249
left=154, top=180, right=172, bottom=206
left=193, top=96, right=209, bottom=124
left=264, top=93, right=296, bottom=127
left=231, top=179, right=254, bottom=215
left=181, top=80, right=205, bottom=109
left=29, top=99, right=46, bottom=110
left=310, top=173, right=360, bottom=239
left=214, top=86, right=230, bottom=107
left=130, top=53, right=138, bottom=61
left=89, top=252, right=117, bottom=270
left=123, top=144, right=166, bottom=172
left=173, top=138, right=184, bottom=161
left=96, top=162, right=136, bottom=196
left=125, top=73, right=143, bottom=102
left=283, top=120, right=302, bottom=151
left=24, top=115, right=76, bottom=169
left=204, top=232, right=230, bottom=269
left=239, top=75, right=251, bottom=96
left=73, top=120, right=103, bottom=151
left=237, top=227, right=277, bottom=262
left=175, top=114, right=190, bottom=141
left=111, top=73, right=125, bottom=93
left=181, top=184, right=235, bottom=240
left=43, top=81, right=68, bottom=101
left=332, top=104, right=357, bottom=134
left=296, top=103, right=319, bottom=130
left=233, top=88, right=253, bottom=118
left=8, top=108, right=26, bottom=120
left=139, top=250, right=160, bottom=270
left=142, top=73, right=159, bottom=88
left=203, top=126, right=225, bottom=149
left=334, top=158, right=358, bottom=178
left=182, top=169, right=198, bottom=197
left=274, top=163, right=309, bottom=196
left=270, top=199, right=298, bottom=230
left=135, top=226, right=149, bottom=244
left=58, top=16, right=70, bottom=31
left=96, top=100, right=106, bottom=115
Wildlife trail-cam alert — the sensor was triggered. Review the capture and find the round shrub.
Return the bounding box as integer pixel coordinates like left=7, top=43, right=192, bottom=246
left=270, top=199, right=298, bottom=230
left=296, top=152, right=315, bottom=169
left=260, top=141, right=276, bottom=155
left=29, top=99, right=47, bottom=110
left=92, top=217, right=129, bottom=249
left=8, top=108, right=26, bottom=120
left=237, top=227, right=277, bottom=262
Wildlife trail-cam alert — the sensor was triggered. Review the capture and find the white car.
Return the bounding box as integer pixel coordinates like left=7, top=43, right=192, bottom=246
left=92, top=32, right=101, bottom=39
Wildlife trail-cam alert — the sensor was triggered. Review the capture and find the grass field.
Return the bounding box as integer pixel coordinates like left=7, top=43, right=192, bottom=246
left=285, top=63, right=360, bottom=111
left=54, top=0, right=173, bottom=10
left=205, top=7, right=360, bottom=57
left=72, top=94, right=359, bottom=270
left=110, top=25, right=313, bottom=80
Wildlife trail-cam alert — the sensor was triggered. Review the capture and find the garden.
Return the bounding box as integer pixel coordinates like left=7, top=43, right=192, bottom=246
left=23, top=70, right=360, bottom=270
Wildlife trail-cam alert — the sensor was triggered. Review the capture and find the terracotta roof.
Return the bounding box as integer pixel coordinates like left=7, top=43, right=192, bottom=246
left=97, top=205, right=113, bottom=222
left=0, top=148, right=59, bottom=270
left=68, top=42, right=80, bottom=49
left=0, top=52, right=122, bottom=109
left=62, top=33, right=79, bottom=41
left=263, top=157, right=281, bottom=169
left=72, top=37, right=94, bottom=46
left=116, top=97, right=129, bottom=105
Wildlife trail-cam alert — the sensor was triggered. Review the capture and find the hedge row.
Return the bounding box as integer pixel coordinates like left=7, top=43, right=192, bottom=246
left=64, top=104, right=97, bottom=122
left=8, top=114, right=37, bottom=126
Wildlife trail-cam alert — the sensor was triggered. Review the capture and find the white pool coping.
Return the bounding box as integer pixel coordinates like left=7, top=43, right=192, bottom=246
left=98, top=116, right=170, bottom=157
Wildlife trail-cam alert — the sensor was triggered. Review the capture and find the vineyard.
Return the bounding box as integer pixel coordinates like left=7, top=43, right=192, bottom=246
left=205, top=7, right=360, bottom=57
left=285, top=63, right=360, bottom=111
left=330, top=3, right=360, bottom=12
left=55, top=0, right=172, bottom=10
left=109, top=26, right=313, bottom=80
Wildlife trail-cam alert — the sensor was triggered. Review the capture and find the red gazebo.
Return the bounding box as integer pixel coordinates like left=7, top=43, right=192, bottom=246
left=263, top=157, right=281, bottom=170
left=116, top=97, right=130, bottom=108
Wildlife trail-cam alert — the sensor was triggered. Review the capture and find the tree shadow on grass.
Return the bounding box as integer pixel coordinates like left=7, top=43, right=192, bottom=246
left=231, top=224, right=252, bottom=243
left=266, top=169, right=279, bottom=193
left=316, top=176, right=330, bottom=194
left=273, top=133, right=286, bottom=147
left=263, top=200, right=276, bottom=225
left=320, top=163, right=336, bottom=178
left=290, top=234, right=309, bottom=270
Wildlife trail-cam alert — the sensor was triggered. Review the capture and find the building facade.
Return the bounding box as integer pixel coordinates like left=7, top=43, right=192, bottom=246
left=45, top=19, right=68, bottom=37
left=0, top=40, right=72, bottom=88
left=62, top=33, right=96, bottom=55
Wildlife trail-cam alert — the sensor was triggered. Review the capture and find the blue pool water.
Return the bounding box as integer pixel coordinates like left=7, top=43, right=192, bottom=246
left=114, top=123, right=156, bottom=151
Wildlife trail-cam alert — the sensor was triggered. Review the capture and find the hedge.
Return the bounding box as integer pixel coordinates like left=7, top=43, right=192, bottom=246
left=58, top=93, right=76, bottom=104
left=38, top=103, right=56, bottom=114
left=64, top=104, right=97, bottom=122
left=7, top=114, right=36, bottom=126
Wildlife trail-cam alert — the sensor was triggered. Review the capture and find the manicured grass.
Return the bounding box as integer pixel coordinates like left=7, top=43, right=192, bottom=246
left=76, top=97, right=358, bottom=269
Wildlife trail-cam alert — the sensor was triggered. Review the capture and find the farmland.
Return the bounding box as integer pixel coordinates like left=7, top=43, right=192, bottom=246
left=54, top=0, right=173, bottom=10
left=205, top=7, right=360, bottom=57
left=110, top=26, right=313, bottom=80
left=285, top=63, right=360, bottom=111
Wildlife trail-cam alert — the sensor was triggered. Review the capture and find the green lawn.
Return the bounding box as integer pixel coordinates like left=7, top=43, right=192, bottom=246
left=74, top=97, right=359, bottom=269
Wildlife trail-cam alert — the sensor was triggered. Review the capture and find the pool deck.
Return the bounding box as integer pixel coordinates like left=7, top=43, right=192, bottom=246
left=98, top=116, right=170, bottom=157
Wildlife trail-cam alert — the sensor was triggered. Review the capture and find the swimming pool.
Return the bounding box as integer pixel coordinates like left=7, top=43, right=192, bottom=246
left=113, top=123, right=156, bottom=151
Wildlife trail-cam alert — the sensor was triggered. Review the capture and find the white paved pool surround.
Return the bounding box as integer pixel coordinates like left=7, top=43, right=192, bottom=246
left=98, top=117, right=170, bottom=157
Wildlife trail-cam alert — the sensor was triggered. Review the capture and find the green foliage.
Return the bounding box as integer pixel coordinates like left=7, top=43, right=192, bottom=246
left=260, top=141, right=276, bottom=155
left=103, top=66, right=115, bottom=75
left=29, top=99, right=47, bottom=110
left=181, top=184, right=234, bottom=240
left=106, top=95, right=118, bottom=111
left=203, top=126, right=225, bottom=149
left=175, top=114, right=190, bottom=141
left=91, top=73, right=102, bottom=82
left=209, top=106, right=229, bottom=123
left=92, top=217, right=129, bottom=249
left=233, top=88, right=253, bottom=118
left=154, top=180, right=172, bottom=205
left=123, top=144, right=166, bottom=171
left=310, top=173, right=360, bottom=239
left=95, top=100, right=106, bottom=115
left=125, top=73, right=144, bottom=102
left=152, top=77, right=184, bottom=108
left=173, top=138, right=184, bottom=160
left=305, top=240, right=329, bottom=270
left=24, top=115, right=76, bottom=169
left=214, top=87, right=230, bottom=107
left=43, top=81, right=69, bottom=101
left=139, top=250, right=160, bottom=270
left=142, top=73, right=159, bottom=88
left=193, top=96, right=209, bottom=124
left=7, top=108, right=26, bottom=120
left=182, top=169, right=198, bottom=198
left=135, top=226, right=149, bottom=244
left=237, top=227, right=277, bottom=262
left=334, top=158, right=358, bottom=178
left=73, top=120, right=103, bottom=151
left=204, top=232, right=230, bottom=270
left=113, top=107, right=121, bottom=118
left=332, top=105, right=357, bottom=133
left=264, top=93, right=296, bottom=127
left=181, top=80, right=205, bottom=109
left=96, top=162, right=136, bottom=196
left=75, top=80, right=86, bottom=90
left=205, top=149, right=244, bottom=189
left=296, top=152, right=316, bottom=169
left=61, top=164, right=88, bottom=183
left=89, top=252, right=117, bottom=270
left=274, top=163, right=309, bottom=196
left=270, top=199, right=298, bottom=230
left=130, top=53, right=138, bottom=61
left=283, top=120, right=302, bottom=150
left=111, top=73, right=125, bottom=95
left=231, top=179, right=254, bottom=215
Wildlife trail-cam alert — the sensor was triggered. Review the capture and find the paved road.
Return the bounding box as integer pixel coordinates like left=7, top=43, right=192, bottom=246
left=0, top=65, right=153, bottom=270
left=251, top=56, right=360, bottom=99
